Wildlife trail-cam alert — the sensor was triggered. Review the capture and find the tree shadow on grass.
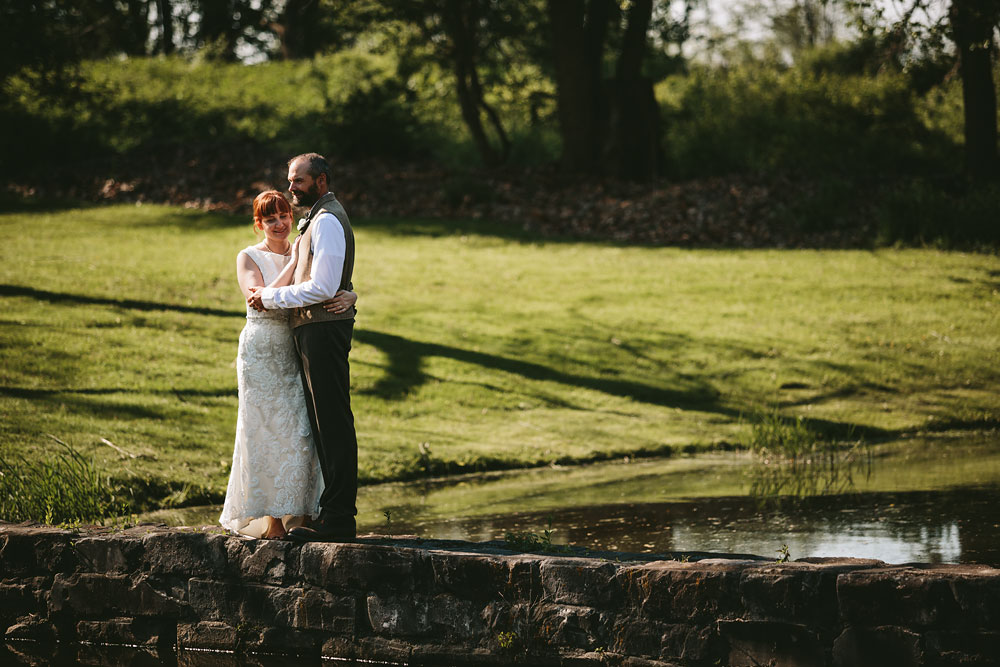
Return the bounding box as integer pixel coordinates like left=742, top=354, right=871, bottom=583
left=355, top=329, right=728, bottom=415
left=0, top=386, right=233, bottom=400
left=356, top=217, right=596, bottom=246
left=0, top=196, right=98, bottom=215
left=0, top=386, right=237, bottom=425
left=126, top=208, right=249, bottom=230
left=1, top=388, right=171, bottom=422
left=2, top=283, right=909, bottom=440
left=0, top=284, right=242, bottom=318
left=2, top=283, right=726, bottom=413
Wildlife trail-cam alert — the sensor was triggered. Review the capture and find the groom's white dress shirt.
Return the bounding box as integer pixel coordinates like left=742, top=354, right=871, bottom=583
left=259, top=211, right=347, bottom=310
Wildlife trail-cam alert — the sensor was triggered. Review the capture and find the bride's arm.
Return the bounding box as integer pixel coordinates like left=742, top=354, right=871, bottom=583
left=237, top=251, right=265, bottom=300
left=266, top=236, right=302, bottom=289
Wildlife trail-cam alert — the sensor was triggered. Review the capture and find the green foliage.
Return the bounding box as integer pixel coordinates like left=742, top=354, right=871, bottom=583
left=0, top=436, right=130, bottom=524
left=503, top=523, right=570, bottom=554
left=496, top=631, right=517, bottom=650
left=382, top=508, right=393, bottom=534
left=658, top=56, right=953, bottom=180
left=651, top=45, right=1000, bottom=246
left=4, top=37, right=989, bottom=241
left=873, top=178, right=1000, bottom=247
left=1, top=52, right=435, bottom=174
left=1, top=49, right=563, bottom=175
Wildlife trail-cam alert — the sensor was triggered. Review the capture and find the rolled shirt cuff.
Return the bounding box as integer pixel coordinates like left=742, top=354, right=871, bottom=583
left=260, top=287, right=278, bottom=311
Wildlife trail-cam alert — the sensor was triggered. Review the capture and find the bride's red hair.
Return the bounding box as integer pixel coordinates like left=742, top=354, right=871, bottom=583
left=252, top=190, right=292, bottom=223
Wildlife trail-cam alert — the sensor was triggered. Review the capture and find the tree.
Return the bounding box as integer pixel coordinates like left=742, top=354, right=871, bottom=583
left=272, top=0, right=323, bottom=59
left=607, top=0, right=661, bottom=181
left=268, top=0, right=385, bottom=60
left=548, top=0, right=612, bottom=174
left=771, top=0, right=839, bottom=54
left=843, top=0, right=1000, bottom=180
left=548, top=0, right=671, bottom=181
left=438, top=0, right=512, bottom=166
left=949, top=0, right=1000, bottom=179
left=195, top=0, right=244, bottom=60
left=379, top=1, right=544, bottom=167
left=155, top=0, right=176, bottom=54
left=0, top=0, right=153, bottom=82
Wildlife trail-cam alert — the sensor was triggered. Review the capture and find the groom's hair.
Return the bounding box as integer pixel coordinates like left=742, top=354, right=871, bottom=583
left=289, top=152, right=332, bottom=189
left=253, top=190, right=292, bottom=222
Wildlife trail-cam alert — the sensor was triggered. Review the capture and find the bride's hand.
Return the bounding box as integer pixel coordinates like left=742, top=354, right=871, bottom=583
left=290, top=236, right=302, bottom=261
left=246, top=286, right=266, bottom=311
left=322, top=290, right=357, bottom=314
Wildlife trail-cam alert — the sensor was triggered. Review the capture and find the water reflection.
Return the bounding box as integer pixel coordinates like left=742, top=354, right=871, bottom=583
left=1, top=641, right=389, bottom=666
left=367, top=487, right=996, bottom=565
left=140, top=436, right=1000, bottom=565
left=747, top=442, right=873, bottom=502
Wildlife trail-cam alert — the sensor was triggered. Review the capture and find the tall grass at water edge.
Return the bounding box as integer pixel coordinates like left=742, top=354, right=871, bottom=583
left=742, top=406, right=873, bottom=502
left=0, top=436, right=130, bottom=524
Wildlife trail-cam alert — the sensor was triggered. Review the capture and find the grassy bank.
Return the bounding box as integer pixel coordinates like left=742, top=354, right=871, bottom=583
left=1, top=204, right=998, bottom=513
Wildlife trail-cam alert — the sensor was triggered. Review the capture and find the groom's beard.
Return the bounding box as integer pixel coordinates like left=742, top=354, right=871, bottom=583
left=291, top=184, right=321, bottom=207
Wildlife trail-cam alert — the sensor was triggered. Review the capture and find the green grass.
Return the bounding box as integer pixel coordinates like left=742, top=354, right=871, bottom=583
left=1, top=204, right=999, bottom=512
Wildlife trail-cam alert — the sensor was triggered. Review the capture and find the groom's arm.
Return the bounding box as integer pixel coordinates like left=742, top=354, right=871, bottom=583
left=259, top=212, right=346, bottom=310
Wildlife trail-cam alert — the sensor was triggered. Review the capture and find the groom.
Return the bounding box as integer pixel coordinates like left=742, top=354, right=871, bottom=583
left=249, top=152, right=358, bottom=542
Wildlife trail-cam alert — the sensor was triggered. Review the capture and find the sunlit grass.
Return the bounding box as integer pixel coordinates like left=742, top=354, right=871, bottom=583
left=1, top=203, right=998, bottom=513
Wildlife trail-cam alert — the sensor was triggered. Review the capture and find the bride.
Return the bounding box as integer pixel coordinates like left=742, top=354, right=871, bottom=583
left=219, top=190, right=357, bottom=539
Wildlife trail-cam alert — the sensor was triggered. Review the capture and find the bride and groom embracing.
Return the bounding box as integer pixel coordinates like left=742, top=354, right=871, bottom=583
left=219, top=152, right=359, bottom=543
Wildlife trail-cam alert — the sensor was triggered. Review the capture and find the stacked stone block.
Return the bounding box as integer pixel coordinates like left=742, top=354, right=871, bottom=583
left=1, top=523, right=999, bottom=665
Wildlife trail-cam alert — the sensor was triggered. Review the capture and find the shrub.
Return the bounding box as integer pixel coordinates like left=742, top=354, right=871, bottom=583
left=658, top=60, right=950, bottom=180
left=874, top=178, right=1000, bottom=247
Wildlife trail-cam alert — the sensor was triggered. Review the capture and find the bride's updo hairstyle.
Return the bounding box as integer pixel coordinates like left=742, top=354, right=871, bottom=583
left=252, top=190, right=293, bottom=234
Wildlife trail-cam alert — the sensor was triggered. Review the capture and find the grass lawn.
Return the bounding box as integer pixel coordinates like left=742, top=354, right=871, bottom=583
left=1, top=203, right=998, bottom=511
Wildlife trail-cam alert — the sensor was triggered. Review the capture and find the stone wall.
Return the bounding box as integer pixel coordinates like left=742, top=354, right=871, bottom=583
left=2, top=522, right=999, bottom=666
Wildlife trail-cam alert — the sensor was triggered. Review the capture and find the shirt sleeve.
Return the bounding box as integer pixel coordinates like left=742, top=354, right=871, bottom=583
left=260, top=212, right=346, bottom=310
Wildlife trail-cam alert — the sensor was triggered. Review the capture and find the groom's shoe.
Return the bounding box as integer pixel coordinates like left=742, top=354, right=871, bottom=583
left=287, top=514, right=356, bottom=543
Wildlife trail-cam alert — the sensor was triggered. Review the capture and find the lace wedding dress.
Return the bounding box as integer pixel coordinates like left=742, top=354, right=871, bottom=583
left=219, top=246, right=323, bottom=537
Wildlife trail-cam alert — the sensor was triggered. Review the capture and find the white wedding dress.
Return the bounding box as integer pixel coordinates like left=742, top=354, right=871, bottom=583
left=219, top=246, right=323, bottom=538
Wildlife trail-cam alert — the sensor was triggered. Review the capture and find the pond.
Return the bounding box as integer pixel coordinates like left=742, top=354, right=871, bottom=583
left=143, top=434, right=1000, bottom=565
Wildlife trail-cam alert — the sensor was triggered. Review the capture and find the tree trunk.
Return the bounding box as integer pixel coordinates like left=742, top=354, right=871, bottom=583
left=606, top=0, right=660, bottom=181
left=122, top=0, right=151, bottom=55
left=442, top=0, right=509, bottom=166
left=277, top=0, right=320, bottom=59
left=548, top=0, right=612, bottom=174
left=950, top=0, right=1000, bottom=180
left=156, top=0, right=174, bottom=54
left=197, top=0, right=239, bottom=61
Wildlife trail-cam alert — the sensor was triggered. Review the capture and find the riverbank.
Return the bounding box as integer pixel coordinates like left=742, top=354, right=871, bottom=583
left=1, top=205, right=998, bottom=517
